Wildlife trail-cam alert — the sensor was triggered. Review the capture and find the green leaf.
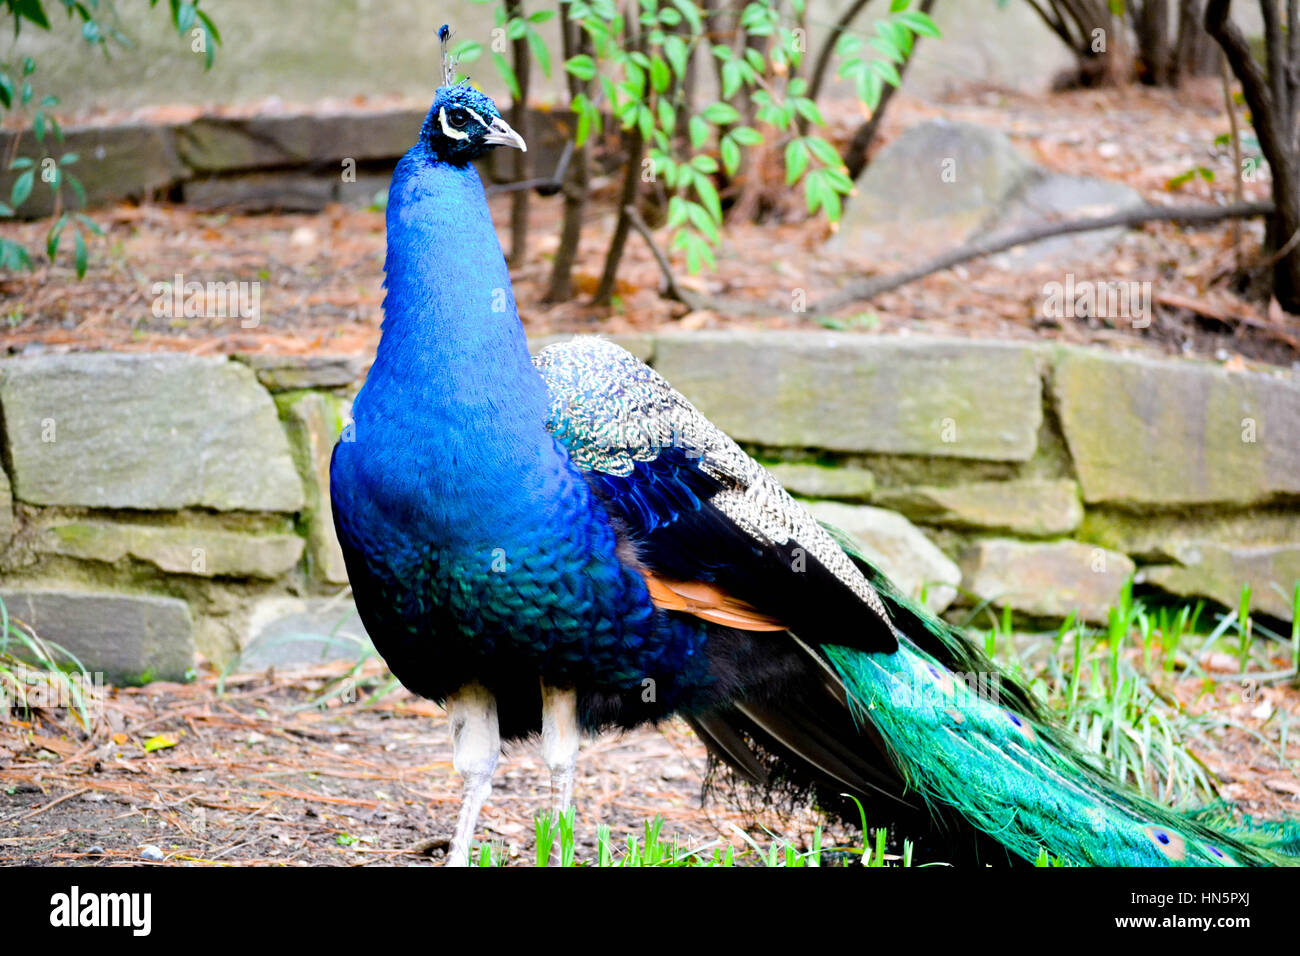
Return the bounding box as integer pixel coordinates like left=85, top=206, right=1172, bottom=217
left=721, top=60, right=742, bottom=99
left=730, top=125, right=763, bottom=146
left=527, top=29, right=552, bottom=78
left=667, top=195, right=688, bottom=229
left=492, top=51, right=521, bottom=99
left=784, top=139, right=809, bottom=184
left=0, top=74, right=12, bottom=110
left=12, top=0, right=51, bottom=31
left=897, top=10, right=942, bottom=38
left=869, top=34, right=903, bottom=65
left=793, top=98, right=824, bottom=126
left=720, top=136, right=741, bottom=177
left=663, top=35, right=689, bottom=80
left=869, top=58, right=903, bottom=88
left=671, top=0, right=703, bottom=34
left=566, top=54, right=597, bottom=81
left=689, top=115, right=709, bottom=149
left=11, top=170, right=34, bottom=208
left=76, top=213, right=104, bottom=237
left=837, top=33, right=863, bottom=56
left=805, top=169, right=827, bottom=214
left=452, top=40, right=484, bottom=64
left=47, top=214, right=68, bottom=261
left=657, top=99, right=676, bottom=135
left=176, top=3, right=198, bottom=35
left=686, top=200, right=718, bottom=242
left=575, top=94, right=593, bottom=146
left=624, top=60, right=646, bottom=99
left=0, top=237, right=33, bottom=271
left=74, top=228, right=88, bottom=279
left=824, top=167, right=854, bottom=193
left=691, top=154, right=718, bottom=174
left=692, top=170, right=722, bottom=223
left=196, top=9, right=223, bottom=45
left=702, top=101, right=740, bottom=125
left=65, top=172, right=86, bottom=208
left=0, top=201, right=12, bottom=217
left=805, top=136, right=840, bottom=167
left=650, top=56, right=671, bottom=93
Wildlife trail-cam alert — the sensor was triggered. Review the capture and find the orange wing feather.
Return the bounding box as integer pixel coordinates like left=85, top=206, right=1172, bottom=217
left=641, top=573, right=787, bottom=632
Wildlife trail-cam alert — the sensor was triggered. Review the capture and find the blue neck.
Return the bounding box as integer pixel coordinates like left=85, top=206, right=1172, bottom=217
left=368, top=150, right=543, bottom=415
left=346, top=149, right=559, bottom=541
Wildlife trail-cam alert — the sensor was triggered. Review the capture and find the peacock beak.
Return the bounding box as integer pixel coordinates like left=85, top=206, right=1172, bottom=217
left=484, top=116, right=527, bottom=152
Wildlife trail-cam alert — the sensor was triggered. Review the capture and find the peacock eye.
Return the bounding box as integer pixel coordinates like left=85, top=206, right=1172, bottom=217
left=447, top=108, right=469, bottom=129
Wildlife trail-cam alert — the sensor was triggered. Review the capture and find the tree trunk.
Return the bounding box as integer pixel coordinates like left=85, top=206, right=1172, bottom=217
left=543, top=6, right=590, bottom=304
left=505, top=0, right=532, bottom=267
left=1205, top=0, right=1300, bottom=312
left=1136, top=0, right=1172, bottom=84
left=593, top=126, right=646, bottom=305
left=1173, top=0, right=1220, bottom=80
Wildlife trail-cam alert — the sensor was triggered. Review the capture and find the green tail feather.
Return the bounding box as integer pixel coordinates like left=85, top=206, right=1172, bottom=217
left=818, top=521, right=1300, bottom=867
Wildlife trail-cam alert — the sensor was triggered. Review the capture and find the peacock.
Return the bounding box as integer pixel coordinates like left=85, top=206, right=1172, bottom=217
left=328, top=27, right=1300, bottom=867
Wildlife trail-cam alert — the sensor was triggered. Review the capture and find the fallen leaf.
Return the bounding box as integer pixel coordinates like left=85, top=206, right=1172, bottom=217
left=1263, top=777, right=1300, bottom=796
left=29, top=734, right=78, bottom=755
left=143, top=734, right=178, bottom=753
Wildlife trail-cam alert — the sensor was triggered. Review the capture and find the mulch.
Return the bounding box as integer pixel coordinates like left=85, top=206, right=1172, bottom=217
left=0, top=660, right=840, bottom=867
left=1, top=648, right=1297, bottom=866
left=1, top=83, right=1298, bottom=368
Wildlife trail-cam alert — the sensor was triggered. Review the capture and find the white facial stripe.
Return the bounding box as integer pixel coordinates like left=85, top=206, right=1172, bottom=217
left=464, top=107, right=493, bottom=132
left=439, top=107, right=469, bottom=140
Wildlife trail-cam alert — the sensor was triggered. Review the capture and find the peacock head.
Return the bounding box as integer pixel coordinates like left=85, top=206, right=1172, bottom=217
left=420, top=26, right=526, bottom=166
left=421, top=83, right=526, bottom=166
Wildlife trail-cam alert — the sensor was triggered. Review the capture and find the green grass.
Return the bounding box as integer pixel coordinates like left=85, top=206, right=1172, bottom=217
left=964, top=577, right=1300, bottom=808
left=471, top=804, right=924, bottom=867
left=0, top=594, right=98, bottom=732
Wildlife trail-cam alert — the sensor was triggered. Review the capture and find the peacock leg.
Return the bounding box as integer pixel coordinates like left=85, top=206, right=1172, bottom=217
left=445, top=682, right=500, bottom=867
left=540, top=682, right=579, bottom=860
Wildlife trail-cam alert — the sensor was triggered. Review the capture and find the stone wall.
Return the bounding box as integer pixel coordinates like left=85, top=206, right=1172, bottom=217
left=0, top=106, right=572, bottom=218
left=2, top=332, right=1297, bottom=684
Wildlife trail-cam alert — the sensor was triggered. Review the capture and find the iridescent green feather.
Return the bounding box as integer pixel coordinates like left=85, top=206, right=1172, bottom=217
left=819, top=520, right=1300, bottom=867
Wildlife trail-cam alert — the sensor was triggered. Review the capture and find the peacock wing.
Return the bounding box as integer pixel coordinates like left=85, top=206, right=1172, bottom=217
left=533, top=336, right=897, bottom=653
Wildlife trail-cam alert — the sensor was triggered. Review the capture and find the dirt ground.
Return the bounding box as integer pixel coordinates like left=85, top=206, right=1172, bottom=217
left=2, top=84, right=1298, bottom=368
left=1, top=646, right=1298, bottom=867
left=0, top=660, right=846, bottom=867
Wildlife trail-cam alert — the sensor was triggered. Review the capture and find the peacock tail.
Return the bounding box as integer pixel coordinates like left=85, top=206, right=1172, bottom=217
left=820, top=522, right=1300, bottom=867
